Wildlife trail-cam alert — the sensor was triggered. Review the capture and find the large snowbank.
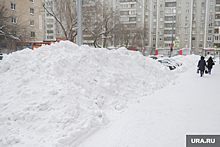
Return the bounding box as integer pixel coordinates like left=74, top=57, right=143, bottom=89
left=0, top=41, right=198, bottom=147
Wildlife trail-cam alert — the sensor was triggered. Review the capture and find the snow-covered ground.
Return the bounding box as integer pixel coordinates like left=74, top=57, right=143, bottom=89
left=0, top=41, right=219, bottom=147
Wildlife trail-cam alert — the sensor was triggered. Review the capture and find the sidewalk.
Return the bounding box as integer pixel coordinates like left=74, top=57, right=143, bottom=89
left=78, top=64, right=220, bottom=147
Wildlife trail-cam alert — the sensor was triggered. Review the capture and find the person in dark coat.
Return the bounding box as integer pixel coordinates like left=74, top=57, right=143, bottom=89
left=197, top=56, right=206, bottom=77
left=206, top=56, right=215, bottom=74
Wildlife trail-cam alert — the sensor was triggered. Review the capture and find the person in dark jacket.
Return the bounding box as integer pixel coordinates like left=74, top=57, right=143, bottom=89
left=206, top=56, right=215, bottom=74
left=197, top=56, right=206, bottom=77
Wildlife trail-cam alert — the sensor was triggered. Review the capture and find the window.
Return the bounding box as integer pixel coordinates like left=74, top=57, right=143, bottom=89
left=160, top=4, right=163, bottom=7
left=120, top=11, right=129, bottom=15
left=186, top=2, right=189, bottom=6
left=200, top=23, right=204, bottom=27
left=30, top=20, right=34, bottom=26
left=160, top=18, right=163, bottom=21
left=139, top=5, right=141, bottom=8
left=209, top=23, right=212, bottom=26
left=185, top=23, right=189, bottom=27
left=185, top=30, right=188, bottom=34
left=201, top=10, right=204, bottom=13
left=145, top=12, right=148, bottom=15
left=153, top=25, right=156, bottom=28
left=192, top=44, right=195, bottom=48
left=210, top=15, right=213, bottom=20
left=200, top=31, right=203, bottom=34
left=12, top=16, right=17, bottom=24
left=210, top=8, right=213, bottom=12
left=186, top=10, right=189, bottom=13
left=192, top=31, right=196, bottom=34
left=138, top=18, right=141, bottom=21
left=177, top=31, right=180, bottom=34
left=178, top=24, right=181, bottom=28
left=129, top=17, right=136, bottom=21
left=201, top=2, right=205, bottom=7
left=146, top=5, right=148, bottom=9
left=30, top=0, right=34, bottom=3
left=160, top=11, right=163, bottom=15
left=160, top=24, right=163, bottom=28
left=47, top=36, right=53, bottom=39
left=178, top=17, right=181, bottom=21
left=159, top=37, right=162, bottom=41
left=120, top=17, right=129, bottom=21
left=201, top=17, right=204, bottom=20
left=193, top=10, right=197, bottom=14
left=47, top=30, right=53, bottom=33
left=154, top=5, right=156, bottom=9
left=192, top=37, right=195, bottom=40
left=159, top=31, right=163, bottom=35
left=208, top=37, right=212, bottom=41
left=153, top=19, right=156, bottom=22
left=30, top=8, right=34, bottom=14
left=145, top=18, right=148, bottom=22
left=153, top=38, right=156, bottom=41
left=138, top=11, right=141, bottom=15
left=138, top=24, right=141, bottom=28
left=31, top=32, right=35, bottom=38
left=199, top=44, right=203, bottom=48
left=193, top=17, right=196, bottom=21
left=47, top=24, right=53, bottom=28
left=193, top=24, right=196, bottom=27
left=178, top=3, right=181, bottom=7
left=200, top=37, right=203, bottom=41
left=11, top=3, right=16, bottom=10
left=185, top=44, right=188, bottom=48
left=194, top=3, right=197, bottom=7
left=210, top=1, right=213, bottom=5
left=208, top=30, right=212, bottom=34
left=178, top=10, right=181, bottom=14
left=185, top=16, right=189, bottom=20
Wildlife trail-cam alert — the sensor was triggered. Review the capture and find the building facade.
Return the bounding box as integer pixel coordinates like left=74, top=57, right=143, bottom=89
left=116, top=0, right=219, bottom=55
left=0, top=0, right=44, bottom=53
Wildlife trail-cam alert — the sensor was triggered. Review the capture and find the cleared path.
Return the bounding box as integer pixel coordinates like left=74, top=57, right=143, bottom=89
left=78, top=64, right=220, bottom=147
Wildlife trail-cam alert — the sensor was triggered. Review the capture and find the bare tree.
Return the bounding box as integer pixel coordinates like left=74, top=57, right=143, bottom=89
left=0, top=4, right=20, bottom=42
left=43, top=0, right=77, bottom=41
left=43, top=0, right=98, bottom=42
left=0, top=3, right=31, bottom=52
left=84, top=0, right=119, bottom=48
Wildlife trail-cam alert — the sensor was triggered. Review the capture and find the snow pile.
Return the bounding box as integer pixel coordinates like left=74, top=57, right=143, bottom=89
left=0, top=41, right=198, bottom=147
left=173, top=54, right=199, bottom=74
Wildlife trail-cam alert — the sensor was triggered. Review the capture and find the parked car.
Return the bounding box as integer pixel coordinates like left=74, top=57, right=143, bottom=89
left=157, top=59, right=176, bottom=70
left=150, top=56, right=158, bottom=60
left=163, top=58, right=182, bottom=67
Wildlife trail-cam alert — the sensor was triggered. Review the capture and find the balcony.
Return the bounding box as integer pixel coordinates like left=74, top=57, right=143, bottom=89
left=165, top=2, right=176, bottom=7
left=165, top=0, right=176, bottom=2
left=120, top=0, right=136, bottom=2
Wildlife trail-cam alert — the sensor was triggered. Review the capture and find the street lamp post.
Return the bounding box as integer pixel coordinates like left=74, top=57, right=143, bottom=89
left=77, top=0, right=83, bottom=46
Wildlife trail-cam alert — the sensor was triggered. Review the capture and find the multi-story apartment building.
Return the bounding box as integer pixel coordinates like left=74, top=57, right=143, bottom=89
left=0, top=0, right=44, bottom=53
left=116, top=0, right=219, bottom=55
left=43, top=0, right=56, bottom=41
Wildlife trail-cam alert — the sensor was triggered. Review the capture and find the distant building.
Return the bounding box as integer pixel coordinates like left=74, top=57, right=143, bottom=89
left=0, top=0, right=44, bottom=53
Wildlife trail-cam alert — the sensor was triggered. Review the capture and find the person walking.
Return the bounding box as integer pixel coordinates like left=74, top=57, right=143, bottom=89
left=206, top=56, right=215, bottom=74
left=197, top=56, right=206, bottom=77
